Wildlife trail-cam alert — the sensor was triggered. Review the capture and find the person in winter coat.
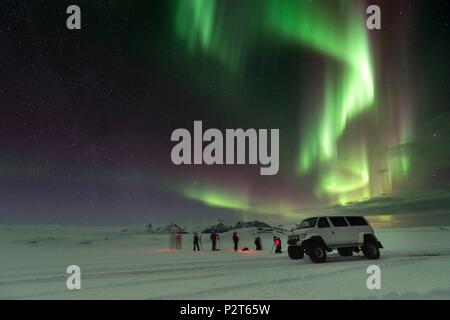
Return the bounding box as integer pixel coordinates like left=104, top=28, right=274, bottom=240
left=193, top=232, right=200, bottom=251
left=175, top=230, right=182, bottom=250
left=254, top=236, right=262, bottom=250
left=210, top=230, right=218, bottom=251
left=169, top=230, right=176, bottom=250
left=273, top=236, right=282, bottom=253
left=232, top=231, right=240, bottom=251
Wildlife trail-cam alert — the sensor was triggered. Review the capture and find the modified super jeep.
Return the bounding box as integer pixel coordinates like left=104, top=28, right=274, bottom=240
left=287, top=216, right=383, bottom=263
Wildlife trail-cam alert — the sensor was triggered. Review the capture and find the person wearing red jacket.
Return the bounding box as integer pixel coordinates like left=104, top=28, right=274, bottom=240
left=273, top=236, right=282, bottom=253
left=210, top=230, right=218, bottom=251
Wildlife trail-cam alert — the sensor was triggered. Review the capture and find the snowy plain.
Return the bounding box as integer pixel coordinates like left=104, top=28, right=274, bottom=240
left=0, top=225, right=449, bottom=299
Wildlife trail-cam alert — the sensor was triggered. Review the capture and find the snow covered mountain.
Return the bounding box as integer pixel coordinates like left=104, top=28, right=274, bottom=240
left=201, top=220, right=283, bottom=233
left=146, top=223, right=188, bottom=234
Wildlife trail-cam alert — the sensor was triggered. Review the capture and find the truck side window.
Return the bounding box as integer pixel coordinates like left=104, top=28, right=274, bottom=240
left=345, top=216, right=368, bottom=226
left=318, top=217, right=330, bottom=228
left=329, top=216, right=349, bottom=227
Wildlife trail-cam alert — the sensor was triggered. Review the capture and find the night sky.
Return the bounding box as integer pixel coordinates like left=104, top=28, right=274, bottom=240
left=1, top=0, right=450, bottom=227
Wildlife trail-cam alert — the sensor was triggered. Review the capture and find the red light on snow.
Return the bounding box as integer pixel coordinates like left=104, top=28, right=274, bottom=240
left=238, top=249, right=257, bottom=255
left=153, top=248, right=177, bottom=253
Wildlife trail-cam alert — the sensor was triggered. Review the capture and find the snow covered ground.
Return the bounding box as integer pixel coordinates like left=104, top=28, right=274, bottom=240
left=1, top=225, right=449, bottom=299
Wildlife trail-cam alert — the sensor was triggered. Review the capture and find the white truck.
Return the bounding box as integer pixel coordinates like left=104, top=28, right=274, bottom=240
left=287, top=216, right=383, bottom=263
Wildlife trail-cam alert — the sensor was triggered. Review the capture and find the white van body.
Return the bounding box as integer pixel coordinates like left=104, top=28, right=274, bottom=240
left=287, top=216, right=383, bottom=263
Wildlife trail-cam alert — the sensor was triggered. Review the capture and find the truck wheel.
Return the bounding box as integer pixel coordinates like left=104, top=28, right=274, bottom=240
left=362, top=242, right=380, bottom=259
left=337, top=248, right=353, bottom=256
left=288, top=246, right=304, bottom=260
left=307, top=244, right=327, bottom=263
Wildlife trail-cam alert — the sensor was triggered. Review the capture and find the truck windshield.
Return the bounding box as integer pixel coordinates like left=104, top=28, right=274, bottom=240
left=298, top=217, right=318, bottom=229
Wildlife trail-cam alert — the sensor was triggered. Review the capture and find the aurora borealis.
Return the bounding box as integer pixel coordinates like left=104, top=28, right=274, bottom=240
left=174, top=0, right=398, bottom=210
left=1, top=0, right=450, bottom=226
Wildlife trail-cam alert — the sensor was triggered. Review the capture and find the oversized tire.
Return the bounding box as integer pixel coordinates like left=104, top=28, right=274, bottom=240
left=362, top=242, right=380, bottom=259
left=288, top=246, right=304, bottom=260
left=306, top=243, right=327, bottom=263
left=337, top=247, right=354, bottom=257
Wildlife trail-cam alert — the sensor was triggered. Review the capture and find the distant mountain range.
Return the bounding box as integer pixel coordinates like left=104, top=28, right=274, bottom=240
left=145, top=220, right=288, bottom=234
left=201, top=220, right=273, bottom=233
left=145, top=222, right=188, bottom=234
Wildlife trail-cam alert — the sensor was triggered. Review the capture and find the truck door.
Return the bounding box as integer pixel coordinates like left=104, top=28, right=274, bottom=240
left=328, top=216, right=351, bottom=244
left=317, top=217, right=334, bottom=244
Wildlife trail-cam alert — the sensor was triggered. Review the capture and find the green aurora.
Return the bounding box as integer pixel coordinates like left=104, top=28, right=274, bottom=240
left=174, top=0, right=413, bottom=215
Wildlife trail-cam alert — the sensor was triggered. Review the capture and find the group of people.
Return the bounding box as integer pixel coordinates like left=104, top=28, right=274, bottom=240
left=170, top=229, right=283, bottom=253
